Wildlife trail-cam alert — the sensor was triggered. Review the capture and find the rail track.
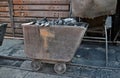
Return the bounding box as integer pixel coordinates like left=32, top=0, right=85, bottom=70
left=0, top=55, right=120, bottom=72
left=0, top=55, right=120, bottom=78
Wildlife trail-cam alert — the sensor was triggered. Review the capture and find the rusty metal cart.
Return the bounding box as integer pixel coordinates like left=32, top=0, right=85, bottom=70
left=23, top=23, right=88, bottom=74
left=0, top=23, right=7, bottom=46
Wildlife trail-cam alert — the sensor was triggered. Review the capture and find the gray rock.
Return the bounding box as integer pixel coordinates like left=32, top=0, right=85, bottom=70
left=20, top=61, right=32, bottom=70
left=0, top=67, right=28, bottom=78
left=25, top=72, right=71, bottom=78
left=76, top=55, right=81, bottom=58
left=12, top=50, right=26, bottom=57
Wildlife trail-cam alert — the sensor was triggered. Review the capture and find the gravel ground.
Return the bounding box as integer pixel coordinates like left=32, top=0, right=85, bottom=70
left=0, top=39, right=120, bottom=78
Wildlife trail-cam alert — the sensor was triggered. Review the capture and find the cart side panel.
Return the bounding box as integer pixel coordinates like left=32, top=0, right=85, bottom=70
left=23, top=26, right=43, bottom=59
left=42, top=27, right=86, bottom=62
left=23, top=26, right=87, bottom=62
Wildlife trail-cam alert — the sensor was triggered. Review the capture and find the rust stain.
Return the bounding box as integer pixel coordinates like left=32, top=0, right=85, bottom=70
left=13, top=0, right=23, bottom=4
left=0, top=7, right=8, bottom=11
left=40, top=28, right=55, bottom=51
left=14, top=11, right=28, bottom=16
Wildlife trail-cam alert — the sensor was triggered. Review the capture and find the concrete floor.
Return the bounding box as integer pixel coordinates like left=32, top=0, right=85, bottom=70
left=0, top=39, right=72, bottom=78
left=0, top=39, right=120, bottom=78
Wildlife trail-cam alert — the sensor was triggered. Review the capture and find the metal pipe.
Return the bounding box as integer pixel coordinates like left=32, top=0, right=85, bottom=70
left=84, top=36, right=106, bottom=40
left=104, top=25, right=108, bottom=66
left=83, top=39, right=120, bottom=44
left=4, top=36, right=24, bottom=40
left=0, top=55, right=30, bottom=61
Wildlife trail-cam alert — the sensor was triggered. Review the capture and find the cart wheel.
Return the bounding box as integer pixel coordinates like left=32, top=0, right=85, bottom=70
left=54, top=63, right=66, bottom=74
left=31, top=60, right=42, bottom=71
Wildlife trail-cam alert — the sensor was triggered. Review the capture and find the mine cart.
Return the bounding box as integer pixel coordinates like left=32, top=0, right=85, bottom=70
left=23, top=22, right=88, bottom=74
left=0, top=23, right=7, bottom=46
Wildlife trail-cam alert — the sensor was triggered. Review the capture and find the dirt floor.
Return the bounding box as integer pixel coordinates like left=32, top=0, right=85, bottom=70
left=0, top=39, right=120, bottom=78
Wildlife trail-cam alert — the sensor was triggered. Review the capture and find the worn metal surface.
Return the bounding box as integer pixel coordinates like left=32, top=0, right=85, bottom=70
left=0, top=1, right=8, bottom=6
left=71, top=0, right=117, bottom=18
left=0, top=0, right=70, bottom=37
left=0, top=7, right=9, bottom=12
left=23, top=25, right=87, bottom=63
left=0, top=12, right=9, bottom=17
left=14, top=5, right=69, bottom=11
left=13, top=0, right=70, bottom=5
left=14, top=17, right=58, bottom=23
left=14, top=11, right=69, bottom=17
left=8, top=0, right=15, bottom=37
left=0, top=23, right=7, bottom=46
left=0, top=1, right=11, bottom=36
left=0, top=18, right=10, bottom=23
left=6, top=28, right=23, bottom=34
left=0, top=0, right=118, bottom=41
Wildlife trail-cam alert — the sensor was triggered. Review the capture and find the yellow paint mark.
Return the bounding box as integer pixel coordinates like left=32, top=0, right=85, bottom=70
left=40, top=28, right=55, bottom=50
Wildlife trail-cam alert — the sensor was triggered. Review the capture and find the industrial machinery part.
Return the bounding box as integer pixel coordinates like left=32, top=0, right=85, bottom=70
left=54, top=63, right=66, bottom=74
left=31, top=60, right=42, bottom=71
left=23, top=22, right=88, bottom=74
left=0, top=23, right=7, bottom=46
left=71, top=0, right=117, bottom=18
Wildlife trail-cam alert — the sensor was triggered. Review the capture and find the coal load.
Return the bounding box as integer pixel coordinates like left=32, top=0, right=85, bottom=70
left=23, top=18, right=87, bottom=27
